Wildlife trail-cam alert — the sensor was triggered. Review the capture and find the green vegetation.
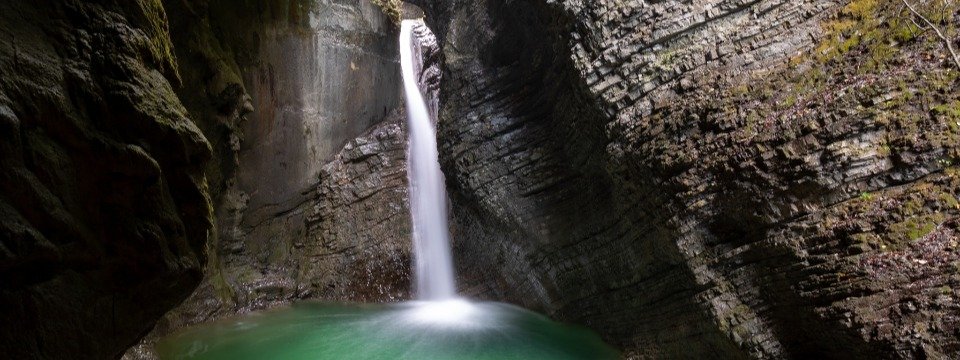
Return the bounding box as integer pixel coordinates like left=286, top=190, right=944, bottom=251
left=128, top=0, right=180, bottom=80
left=813, top=0, right=956, bottom=72
left=888, top=213, right=945, bottom=244
left=371, top=0, right=403, bottom=25
left=933, top=101, right=960, bottom=121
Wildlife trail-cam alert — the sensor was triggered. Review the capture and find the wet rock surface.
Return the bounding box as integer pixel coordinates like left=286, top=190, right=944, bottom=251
left=123, top=13, right=442, bottom=359
left=415, top=0, right=960, bottom=358
left=238, top=0, right=403, bottom=214
left=202, top=0, right=409, bottom=311
left=125, top=112, right=415, bottom=359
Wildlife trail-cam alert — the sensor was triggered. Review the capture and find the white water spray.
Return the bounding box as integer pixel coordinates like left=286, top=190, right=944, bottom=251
left=400, top=19, right=457, bottom=301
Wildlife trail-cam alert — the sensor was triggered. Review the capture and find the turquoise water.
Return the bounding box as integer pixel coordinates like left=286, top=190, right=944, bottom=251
left=156, top=300, right=619, bottom=360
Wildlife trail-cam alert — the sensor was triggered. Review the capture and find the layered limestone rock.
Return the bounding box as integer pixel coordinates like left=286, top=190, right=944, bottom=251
left=415, top=0, right=960, bottom=358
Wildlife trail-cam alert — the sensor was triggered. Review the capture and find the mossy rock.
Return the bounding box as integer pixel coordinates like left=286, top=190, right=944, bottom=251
left=886, top=213, right=946, bottom=248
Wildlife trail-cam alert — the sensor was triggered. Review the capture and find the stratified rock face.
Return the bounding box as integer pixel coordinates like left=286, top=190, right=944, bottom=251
left=0, top=1, right=212, bottom=359
left=417, top=0, right=960, bottom=358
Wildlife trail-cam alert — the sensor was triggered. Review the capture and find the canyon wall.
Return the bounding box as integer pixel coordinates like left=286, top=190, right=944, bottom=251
left=0, top=1, right=212, bottom=358
left=415, top=0, right=960, bottom=358
left=200, top=0, right=407, bottom=312
left=0, top=0, right=424, bottom=358
left=125, top=4, right=445, bottom=358
left=2, top=0, right=958, bottom=359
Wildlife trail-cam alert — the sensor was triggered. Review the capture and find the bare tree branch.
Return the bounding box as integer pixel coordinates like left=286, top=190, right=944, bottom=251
left=901, top=0, right=960, bottom=69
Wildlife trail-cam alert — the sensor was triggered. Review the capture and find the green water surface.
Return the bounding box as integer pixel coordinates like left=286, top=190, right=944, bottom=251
left=156, top=301, right=619, bottom=360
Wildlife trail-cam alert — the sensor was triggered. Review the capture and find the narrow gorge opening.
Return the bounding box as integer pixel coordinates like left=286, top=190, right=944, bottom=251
left=153, top=17, right=618, bottom=360
left=2, top=0, right=959, bottom=359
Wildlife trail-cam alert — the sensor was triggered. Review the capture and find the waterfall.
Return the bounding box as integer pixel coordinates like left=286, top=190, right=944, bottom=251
left=399, top=20, right=457, bottom=301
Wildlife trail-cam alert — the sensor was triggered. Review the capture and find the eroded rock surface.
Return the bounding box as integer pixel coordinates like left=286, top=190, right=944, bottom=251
left=207, top=0, right=407, bottom=311
left=123, top=12, right=443, bottom=359
left=0, top=1, right=212, bottom=358
left=415, top=0, right=960, bottom=358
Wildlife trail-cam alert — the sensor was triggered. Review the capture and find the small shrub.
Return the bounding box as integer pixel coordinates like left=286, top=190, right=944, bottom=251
left=371, top=0, right=402, bottom=25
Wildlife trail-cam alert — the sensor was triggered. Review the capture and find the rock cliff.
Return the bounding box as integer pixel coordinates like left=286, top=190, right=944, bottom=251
left=414, top=0, right=960, bottom=358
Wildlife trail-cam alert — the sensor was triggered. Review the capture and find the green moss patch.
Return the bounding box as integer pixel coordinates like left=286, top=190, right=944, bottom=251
left=812, top=0, right=955, bottom=72
left=371, top=0, right=402, bottom=25
left=888, top=213, right=946, bottom=245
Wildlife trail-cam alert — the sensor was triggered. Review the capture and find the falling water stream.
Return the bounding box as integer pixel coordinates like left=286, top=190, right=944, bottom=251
left=155, top=19, right=618, bottom=360
left=400, top=19, right=456, bottom=301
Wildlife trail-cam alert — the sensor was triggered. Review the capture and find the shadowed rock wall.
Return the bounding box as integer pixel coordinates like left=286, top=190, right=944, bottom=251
left=0, top=1, right=212, bottom=358
left=0, top=0, right=429, bottom=357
